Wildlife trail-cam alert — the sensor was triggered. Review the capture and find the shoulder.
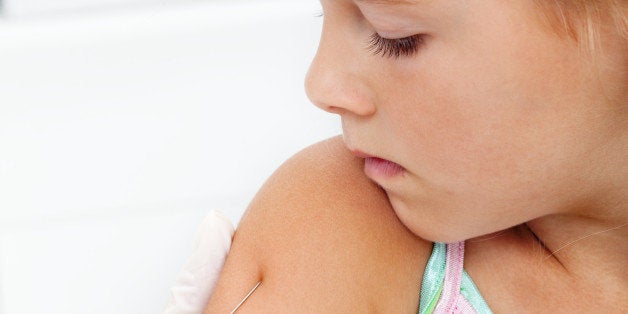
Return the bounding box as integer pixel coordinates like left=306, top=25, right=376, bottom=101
left=206, top=136, right=432, bottom=312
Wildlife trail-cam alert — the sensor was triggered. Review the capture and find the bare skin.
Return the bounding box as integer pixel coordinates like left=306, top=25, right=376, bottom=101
left=205, top=136, right=626, bottom=312
left=205, top=136, right=431, bottom=312
left=206, top=0, right=626, bottom=311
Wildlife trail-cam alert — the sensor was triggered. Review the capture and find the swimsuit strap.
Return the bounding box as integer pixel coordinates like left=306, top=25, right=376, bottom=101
left=419, top=243, right=447, bottom=314
left=433, top=241, right=477, bottom=314
left=418, top=242, right=492, bottom=314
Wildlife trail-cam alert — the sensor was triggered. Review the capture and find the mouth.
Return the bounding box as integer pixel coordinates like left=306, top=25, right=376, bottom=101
left=349, top=149, right=406, bottom=179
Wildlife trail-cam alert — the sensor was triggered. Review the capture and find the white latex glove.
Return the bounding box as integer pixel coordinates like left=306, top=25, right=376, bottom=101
left=163, top=210, right=235, bottom=314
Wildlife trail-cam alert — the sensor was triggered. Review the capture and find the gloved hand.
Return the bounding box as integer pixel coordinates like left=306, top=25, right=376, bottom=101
left=163, top=210, right=235, bottom=314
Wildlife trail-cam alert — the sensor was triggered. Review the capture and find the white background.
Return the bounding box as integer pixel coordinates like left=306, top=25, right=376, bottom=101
left=0, top=0, right=339, bottom=313
left=3, top=0, right=210, bottom=17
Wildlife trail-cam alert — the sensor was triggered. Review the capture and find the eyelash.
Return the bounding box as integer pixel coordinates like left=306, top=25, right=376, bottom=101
left=366, top=33, right=425, bottom=59
left=313, top=10, right=424, bottom=60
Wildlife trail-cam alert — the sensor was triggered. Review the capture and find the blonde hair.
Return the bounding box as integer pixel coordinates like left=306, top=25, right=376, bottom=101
left=533, top=0, right=627, bottom=108
left=533, top=0, right=627, bottom=56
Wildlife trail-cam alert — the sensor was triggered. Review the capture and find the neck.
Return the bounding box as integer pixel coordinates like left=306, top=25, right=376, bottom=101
left=526, top=189, right=628, bottom=292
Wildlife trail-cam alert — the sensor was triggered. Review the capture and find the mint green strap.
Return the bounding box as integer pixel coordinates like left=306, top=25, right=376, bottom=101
left=418, top=243, right=446, bottom=314
left=461, top=270, right=492, bottom=314
left=418, top=243, right=493, bottom=314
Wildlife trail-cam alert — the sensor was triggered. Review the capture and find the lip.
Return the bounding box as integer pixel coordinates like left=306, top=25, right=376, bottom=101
left=349, top=149, right=405, bottom=179
left=364, top=157, right=405, bottom=178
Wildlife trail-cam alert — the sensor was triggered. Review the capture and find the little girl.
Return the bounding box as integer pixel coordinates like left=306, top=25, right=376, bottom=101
left=202, top=0, right=627, bottom=312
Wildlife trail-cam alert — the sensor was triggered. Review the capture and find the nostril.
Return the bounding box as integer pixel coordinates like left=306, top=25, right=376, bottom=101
left=325, top=106, right=345, bottom=115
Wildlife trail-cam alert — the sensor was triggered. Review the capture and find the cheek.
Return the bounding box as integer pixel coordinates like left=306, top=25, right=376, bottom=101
left=383, top=19, right=581, bottom=189
left=380, top=51, right=568, bottom=226
left=386, top=69, right=524, bottom=188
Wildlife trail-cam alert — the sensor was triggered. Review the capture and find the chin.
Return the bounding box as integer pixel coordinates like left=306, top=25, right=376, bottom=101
left=389, top=197, right=475, bottom=243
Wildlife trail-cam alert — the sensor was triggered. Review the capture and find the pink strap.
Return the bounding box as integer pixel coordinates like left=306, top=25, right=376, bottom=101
left=433, top=241, right=477, bottom=314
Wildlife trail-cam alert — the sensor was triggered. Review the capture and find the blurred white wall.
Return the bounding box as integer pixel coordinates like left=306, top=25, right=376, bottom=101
left=0, top=0, right=338, bottom=313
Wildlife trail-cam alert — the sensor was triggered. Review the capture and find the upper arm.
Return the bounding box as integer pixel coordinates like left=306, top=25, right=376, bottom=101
left=204, top=136, right=432, bottom=313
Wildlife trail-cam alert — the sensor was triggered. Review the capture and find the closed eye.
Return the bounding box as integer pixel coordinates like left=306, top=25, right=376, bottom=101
left=366, top=32, right=425, bottom=59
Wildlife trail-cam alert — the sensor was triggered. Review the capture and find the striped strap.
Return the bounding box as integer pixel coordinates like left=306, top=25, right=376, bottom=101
left=434, top=241, right=474, bottom=313
left=418, top=242, right=492, bottom=314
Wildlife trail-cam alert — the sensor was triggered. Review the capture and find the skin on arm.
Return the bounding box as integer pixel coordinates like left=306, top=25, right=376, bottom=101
left=204, top=136, right=433, bottom=313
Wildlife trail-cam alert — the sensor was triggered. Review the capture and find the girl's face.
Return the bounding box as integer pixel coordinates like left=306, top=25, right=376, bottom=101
left=305, top=0, right=626, bottom=241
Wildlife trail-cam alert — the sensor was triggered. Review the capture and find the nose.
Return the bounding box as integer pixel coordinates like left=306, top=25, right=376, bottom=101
left=304, top=24, right=376, bottom=117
